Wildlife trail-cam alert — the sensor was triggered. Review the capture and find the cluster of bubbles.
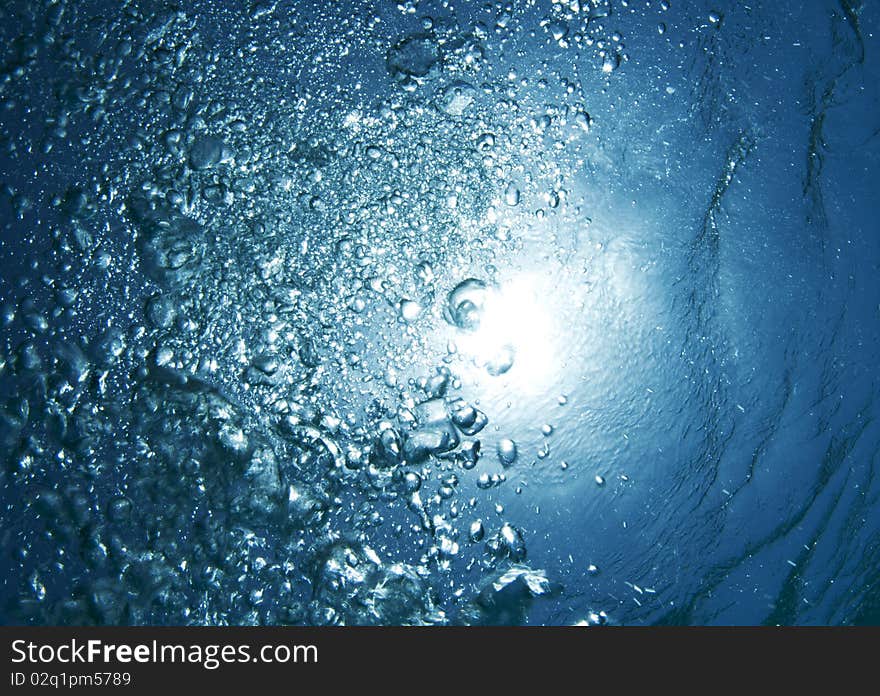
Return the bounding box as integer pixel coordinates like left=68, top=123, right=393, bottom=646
left=0, top=0, right=636, bottom=625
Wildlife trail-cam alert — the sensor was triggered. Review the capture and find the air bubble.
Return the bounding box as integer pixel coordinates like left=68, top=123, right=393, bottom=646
left=504, top=183, right=521, bottom=206
left=399, top=299, right=423, bottom=322
left=497, top=438, right=518, bottom=467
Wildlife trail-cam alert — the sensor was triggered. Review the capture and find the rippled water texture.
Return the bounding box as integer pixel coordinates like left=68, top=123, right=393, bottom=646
left=1, top=0, right=878, bottom=626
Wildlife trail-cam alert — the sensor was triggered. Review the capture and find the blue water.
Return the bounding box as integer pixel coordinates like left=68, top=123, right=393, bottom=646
left=0, top=0, right=878, bottom=625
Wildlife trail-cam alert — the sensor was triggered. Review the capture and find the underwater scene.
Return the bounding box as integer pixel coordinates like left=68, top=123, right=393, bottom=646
left=1, top=0, right=879, bottom=626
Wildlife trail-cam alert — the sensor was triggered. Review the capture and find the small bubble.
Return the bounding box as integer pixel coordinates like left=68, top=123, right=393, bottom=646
left=189, top=135, right=226, bottom=170
left=485, top=345, right=515, bottom=376
left=476, top=133, right=495, bottom=151
left=497, top=438, right=518, bottom=466
left=503, top=183, right=520, bottom=206
left=444, top=278, right=489, bottom=331
left=155, top=345, right=174, bottom=367
left=438, top=81, right=477, bottom=116
left=399, top=299, right=422, bottom=322
left=548, top=21, right=568, bottom=42
left=602, top=55, right=619, bottom=73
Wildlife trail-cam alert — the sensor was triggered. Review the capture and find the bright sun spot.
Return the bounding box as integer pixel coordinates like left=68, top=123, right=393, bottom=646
left=455, top=273, right=559, bottom=389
